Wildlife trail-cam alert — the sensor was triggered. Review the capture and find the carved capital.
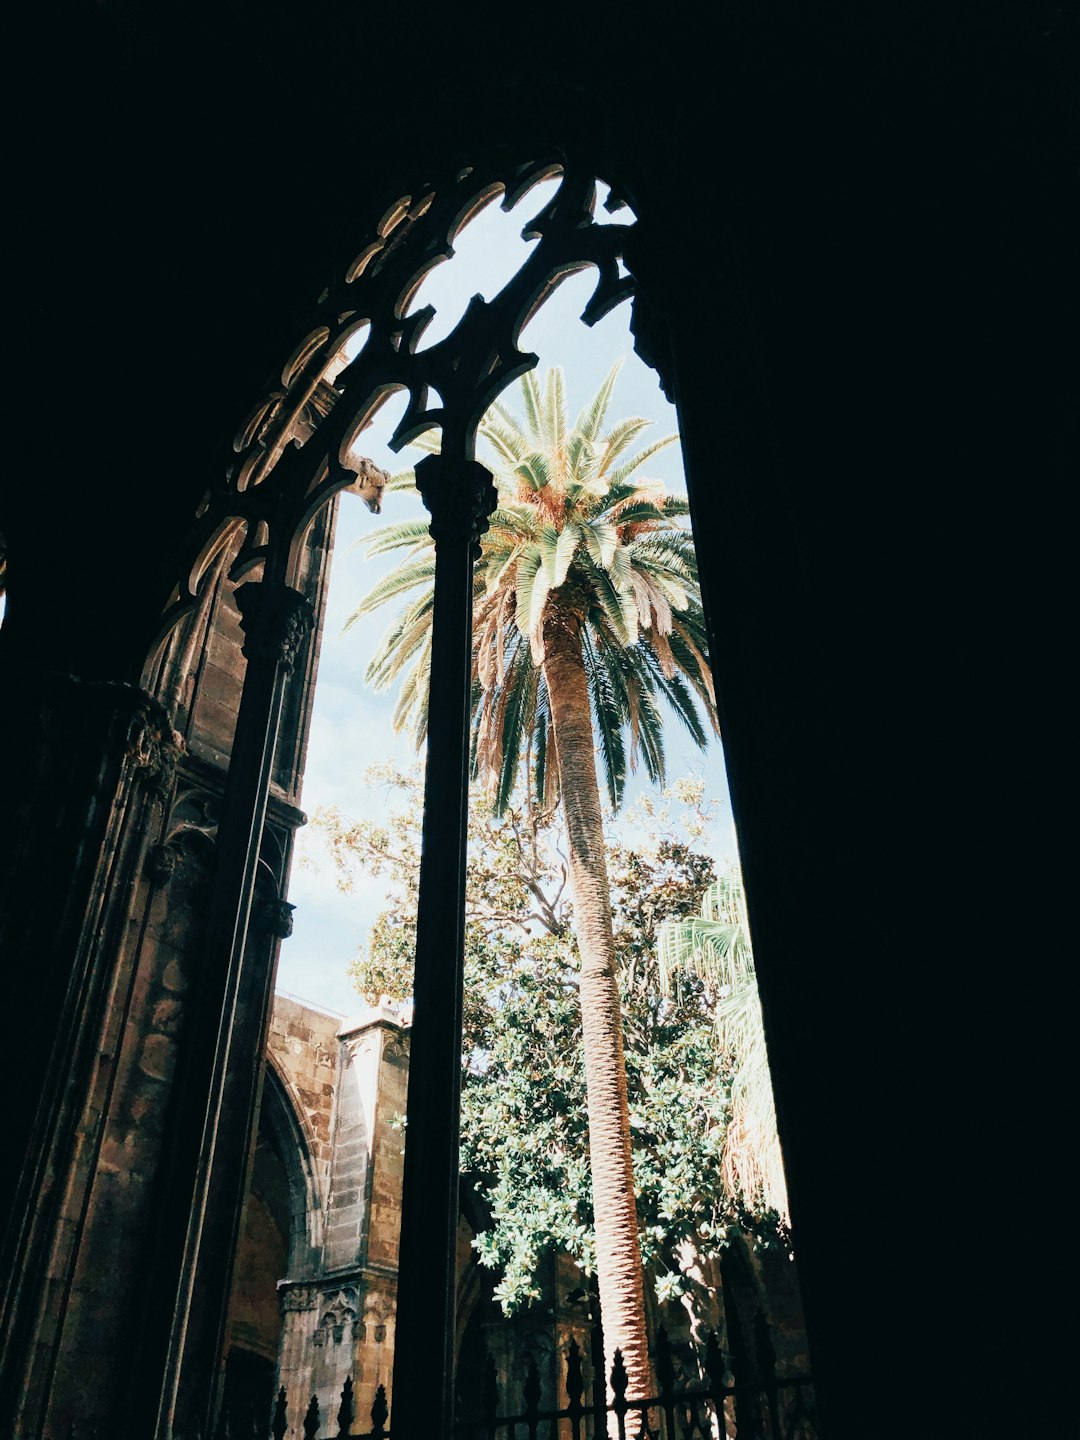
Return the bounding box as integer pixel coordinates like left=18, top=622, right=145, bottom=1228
left=256, top=896, right=295, bottom=940
left=414, top=456, right=498, bottom=556
left=40, top=679, right=184, bottom=798
left=126, top=693, right=186, bottom=798
left=145, top=842, right=181, bottom=886
left=236, top=582, right=314, bottom=672
left=279, top=1282, right=319, bottom=1313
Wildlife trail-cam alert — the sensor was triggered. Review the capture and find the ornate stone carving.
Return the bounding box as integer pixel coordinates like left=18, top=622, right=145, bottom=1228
left=344, top=1036, right=375, bottom=1064
left=313, top=1288, right=359, bottom=1347
left=125, top=693, right=186, bottom=798
left=279, top=1283, right=319, bottom=1313
left=161, top=162, right=638, bottom=650
left=383, top=1035, right=409, bottom=1064
left=256, top=897, right=295, bottom=940
left=236, top=582, right=315, bottom=672
left=41, top=679, right=184, bottom=799
left=145, top=842, right=181, bottom=886
left=168, top=777, right=222, bottom=835
left=414, top=456, right=498, bottom=556
left=363, top=1291, right=394, bottom=1345
left=342, top=456, right=391, bottom=515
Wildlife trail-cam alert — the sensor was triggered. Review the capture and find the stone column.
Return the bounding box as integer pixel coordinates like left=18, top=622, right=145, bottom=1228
left=390, top=456, right=496, bottom=1440
left=0, top=679, right=184, bottom=1439
left=273, top=1006, right=409, bottom=1430
left=144, top=579, right=314, bottom=1439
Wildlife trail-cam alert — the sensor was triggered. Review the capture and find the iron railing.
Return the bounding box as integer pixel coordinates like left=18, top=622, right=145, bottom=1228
left=252, top=1320, right=817, bottom=1440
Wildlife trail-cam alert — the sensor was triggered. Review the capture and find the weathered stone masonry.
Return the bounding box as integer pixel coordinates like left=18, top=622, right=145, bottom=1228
left=255, top=999, right=409, bottom=1425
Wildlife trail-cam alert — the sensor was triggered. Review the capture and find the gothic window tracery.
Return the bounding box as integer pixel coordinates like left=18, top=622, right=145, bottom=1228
left=147, top=158, right=644, bottom=671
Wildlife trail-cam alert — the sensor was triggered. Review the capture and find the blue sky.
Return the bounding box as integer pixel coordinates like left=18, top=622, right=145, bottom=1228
left=278, top=179, right=739, bottom=1015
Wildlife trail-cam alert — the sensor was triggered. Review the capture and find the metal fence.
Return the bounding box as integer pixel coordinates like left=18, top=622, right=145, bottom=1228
left=253, top=1320, right=817, bottom=1440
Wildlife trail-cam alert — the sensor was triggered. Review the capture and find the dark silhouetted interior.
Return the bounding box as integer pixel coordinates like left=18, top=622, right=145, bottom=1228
left=1, top=4, right=1075, bottom=1437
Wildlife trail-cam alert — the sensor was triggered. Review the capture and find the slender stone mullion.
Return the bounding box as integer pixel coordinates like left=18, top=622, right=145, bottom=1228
left=145, top=580, right=313, bottom=1440
left=390, top=456, right=496, bottom=1440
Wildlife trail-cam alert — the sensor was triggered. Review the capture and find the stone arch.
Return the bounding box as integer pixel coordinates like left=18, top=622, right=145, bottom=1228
left=221, top=1059, right=312, bottom=1434
left=261, top=1052, right=324, bottom=1273
left=158, top=154, right=657, bottom=1437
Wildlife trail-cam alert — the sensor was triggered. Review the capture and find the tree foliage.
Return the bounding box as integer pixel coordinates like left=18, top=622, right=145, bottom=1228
left=312, top=769, right=783, bottom=1314
left=659, top=870, right=790, bottom=1223
left=345, top=361, right=716, bottom=813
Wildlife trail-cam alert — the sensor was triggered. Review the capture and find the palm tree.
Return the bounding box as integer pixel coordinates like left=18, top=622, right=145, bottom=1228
left=657, top=867, right=790, bottom=1223
left=348, top=363, right=717, bottom=1399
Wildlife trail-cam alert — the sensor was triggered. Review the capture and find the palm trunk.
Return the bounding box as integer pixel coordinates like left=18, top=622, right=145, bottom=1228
left=541, top=608, right=652, bottom=1404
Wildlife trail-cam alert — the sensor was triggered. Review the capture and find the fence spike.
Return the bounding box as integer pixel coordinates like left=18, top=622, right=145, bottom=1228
left=337, top=1376, right=355, bottom=1438
left=704, top=1332, right=729, bottom=1396
left=303, top=1395, right=320, bottom=1440
left=565, top=1337, right=584, bottom=1411
left=524, top=1355, right=541, bottom=1415
left=754, top=1310, right=777, bottom=1377
left=272, top=1388, right=288, bottom=1440
left=755, top=1310, right=781, bottom=1438
left=610, top=1348, right=629, bottom=1440
left=371, top=1383, right=389, bottom=1439
left=523, top=1353, right=541, bottom=1440
left=482, top=1351, right=499, bottom=1421
left=655, top=1327, right=675, bottom=1397
left=610, top=1349, right=628, bottom=1407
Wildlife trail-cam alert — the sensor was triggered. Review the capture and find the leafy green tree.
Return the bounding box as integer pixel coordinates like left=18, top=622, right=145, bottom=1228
left=658, top=870, right=790, bottom=1222
left=346, top=365, right=717, bottom=1393
left=311, top=770, right=768, bottom=1319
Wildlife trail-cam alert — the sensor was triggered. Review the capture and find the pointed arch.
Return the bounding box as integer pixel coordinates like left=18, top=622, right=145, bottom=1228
left=262, top=1051, right=324, bottom=1273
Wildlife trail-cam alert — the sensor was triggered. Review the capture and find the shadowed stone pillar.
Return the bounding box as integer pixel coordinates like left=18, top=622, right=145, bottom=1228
left=390, top=455, right=496, bottom=1440
left=153, top=579, right=315, bottom=1439
left=0, top=679, right=184, bottom=1439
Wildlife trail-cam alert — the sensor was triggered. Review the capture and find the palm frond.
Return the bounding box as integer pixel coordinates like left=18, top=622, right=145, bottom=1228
left=574, top=359, right=623, bottom=442
left=552, top=522, right=582, bottom=587
left=406, top=429, right=442, bottom=455
left=542, top=367, right=567, bottom=459
left=607, top=433, right=680, bottom=487
left=494, top=660, right=539, bottom=813
left=581, top=630, right=627, bottom=808
left=581, top=554, right=637, bottom=646
left=532, top=673, right=557, bottom=809
left=365, top=592, right=435, bottom=690
left=657, top=870, right=789, bottom=1221
left=387, top=467, right=420, bottom=492
left=344, top=557, right=437, bottom=628
left=345, top=365, right=719, bottom=839
left=361, top=519, right=434, bottom=557
left=648, top=664, right=709, bottom=749
left=514, top=452, right=553, bottom=492
left=520, top=369, right=544, bottom=442
left=579, top=519, right=618, bottom=570
left=513, top=546, right=550, bottom=655
left=598, top=416, right=653, bottom=471
left=482, top=412, right=534, bottom=467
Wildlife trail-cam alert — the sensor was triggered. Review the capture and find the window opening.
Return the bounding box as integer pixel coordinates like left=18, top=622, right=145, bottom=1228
left=147, top=158, right=813, bottom=1440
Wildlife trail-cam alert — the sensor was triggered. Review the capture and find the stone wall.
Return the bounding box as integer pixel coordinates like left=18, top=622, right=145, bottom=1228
left=234, top=994, right=810, bottom=1439
left=229, top=999, right=410, bottom=1433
